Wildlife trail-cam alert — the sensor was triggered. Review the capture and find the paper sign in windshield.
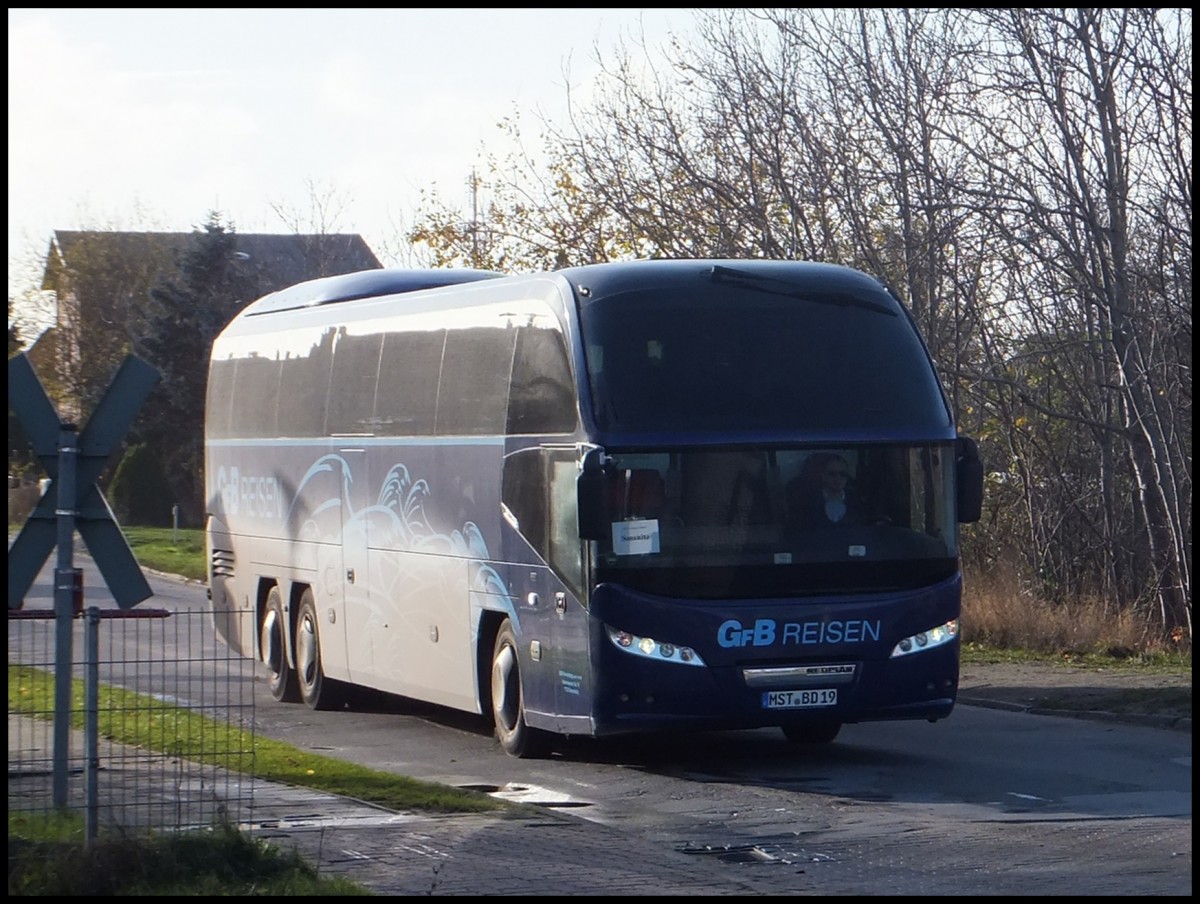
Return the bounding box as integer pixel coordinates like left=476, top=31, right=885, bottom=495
left=612, top=518, right=660, bottom=555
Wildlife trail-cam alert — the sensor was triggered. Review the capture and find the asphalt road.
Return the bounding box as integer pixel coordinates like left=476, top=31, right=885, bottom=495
left=9, top=550, right=1193, bottom=895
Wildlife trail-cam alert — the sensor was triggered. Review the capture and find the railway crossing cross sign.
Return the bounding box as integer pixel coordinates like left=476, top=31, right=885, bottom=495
left=8, top=353, right=160, bottom=610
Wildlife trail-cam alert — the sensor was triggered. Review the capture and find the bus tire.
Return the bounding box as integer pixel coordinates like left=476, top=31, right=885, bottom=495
left=490, top=619, right=549, bottom=758
left=261, top=586, right=299, bottom=702
left=782, top=722, right=841, bottom=745
left=295, top=588, right=343, bottom=711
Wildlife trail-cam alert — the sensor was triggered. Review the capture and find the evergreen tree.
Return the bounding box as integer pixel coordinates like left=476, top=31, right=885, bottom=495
left=130, top=213, right=265, bottom=523
left=8, top=297, right=35, bottom=479
left=8, top=297, right=21, bottom=356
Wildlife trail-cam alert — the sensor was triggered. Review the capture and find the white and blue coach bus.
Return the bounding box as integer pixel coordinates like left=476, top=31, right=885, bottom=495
left=204, top=259, right=983, bottom=757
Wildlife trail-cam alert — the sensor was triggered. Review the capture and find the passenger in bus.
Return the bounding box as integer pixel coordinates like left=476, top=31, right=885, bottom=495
left=679, top=451, right=775, bottom=527
left=786, top=452, right=865, bottom=531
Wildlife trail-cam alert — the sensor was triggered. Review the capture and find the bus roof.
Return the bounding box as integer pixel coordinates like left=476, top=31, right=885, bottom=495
left=553, top=258, right=895, bottom=304
left=240, top=259, right=899, bottom=319
left=244, top=267, right=505, bottom=316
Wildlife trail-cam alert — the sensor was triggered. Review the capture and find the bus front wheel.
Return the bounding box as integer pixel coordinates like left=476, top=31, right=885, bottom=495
left=295, top=589, right=344, bottom=711
left=261, top=586, right=298, bottom=702
left=490, top=620, right=549, bottom=758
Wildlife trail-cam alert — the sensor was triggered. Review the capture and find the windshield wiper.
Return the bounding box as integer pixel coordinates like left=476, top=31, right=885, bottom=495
left=706, top=264, right=897, bottom=316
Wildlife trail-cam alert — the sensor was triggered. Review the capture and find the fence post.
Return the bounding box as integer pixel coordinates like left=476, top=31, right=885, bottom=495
left=84, top=606, right=101, bottom=846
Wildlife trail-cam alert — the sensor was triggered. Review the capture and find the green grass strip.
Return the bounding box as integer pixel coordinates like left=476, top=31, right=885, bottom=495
left=9, top=664, right=503, bottom=815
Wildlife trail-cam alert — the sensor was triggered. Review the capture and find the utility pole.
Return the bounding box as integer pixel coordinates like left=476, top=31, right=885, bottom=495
left=469, top=168, right=480, bottom=269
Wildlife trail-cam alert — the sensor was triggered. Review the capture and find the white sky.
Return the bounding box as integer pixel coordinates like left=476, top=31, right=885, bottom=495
left=7, top=7, right=684, bottom=305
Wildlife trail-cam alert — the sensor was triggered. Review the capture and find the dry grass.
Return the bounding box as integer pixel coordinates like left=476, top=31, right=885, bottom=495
left=962, top=564, right=1189, bottom=658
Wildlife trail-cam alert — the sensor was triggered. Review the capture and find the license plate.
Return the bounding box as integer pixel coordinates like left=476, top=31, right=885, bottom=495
left=762, top=688, right=837, bottom=709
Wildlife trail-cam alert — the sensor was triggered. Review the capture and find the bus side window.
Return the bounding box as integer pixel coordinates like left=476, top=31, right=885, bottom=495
left=327, top=329, right=382, bottom=435
left=502, top=448, right=546, bottom=556
left=508, top=324, right=577, bottom=435
left=502, top=449, right=585, bottom=599
left=230, top=354, right=282, bottom=438
left=437, top=326, right=515, bottom=435
left=375, top=329, right=443, bottom=436
left=277, top=327, right=335, bottom=437
left=206, top=355, right=238, bottom=439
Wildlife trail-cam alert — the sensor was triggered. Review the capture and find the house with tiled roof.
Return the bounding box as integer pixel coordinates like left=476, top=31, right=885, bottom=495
left=34, top=230, right=381, bottom=421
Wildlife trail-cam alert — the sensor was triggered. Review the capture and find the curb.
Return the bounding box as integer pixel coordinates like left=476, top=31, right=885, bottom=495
left=957, top=694, right=1192, bottom=733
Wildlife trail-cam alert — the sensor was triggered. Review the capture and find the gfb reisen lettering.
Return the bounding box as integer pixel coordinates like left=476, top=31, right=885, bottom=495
left=717, top=617, right=881, bottom=648
left=216, top=466, right=284, bottom=521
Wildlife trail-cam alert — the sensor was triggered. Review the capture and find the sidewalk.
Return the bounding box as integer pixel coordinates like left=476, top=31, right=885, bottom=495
left=6, top=712, right=757, bottom=896
left=237, top=780, right=757, bottom=896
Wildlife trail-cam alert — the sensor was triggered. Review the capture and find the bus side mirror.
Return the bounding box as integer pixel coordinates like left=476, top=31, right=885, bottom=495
left=956, top=436, right=983, bottom=524
left=577, top=445, right=610, bottom=541
left=577, top=469, right=608, bottom=540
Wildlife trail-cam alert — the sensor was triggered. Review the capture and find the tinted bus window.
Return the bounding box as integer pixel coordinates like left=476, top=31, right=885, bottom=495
left=276, top=327, right=335, bottom=437
left=508, top=324, right=577, bottom=435
left=436, top=326, right=515, bottom=435
left=206, top=355, right=237, bottom=439
left=581, top=285, right=950, bottom=433
left=375, top=329, right=444, bottom=436
left=502, top=447, right=546, bottom=555
left=230, top=353, right=281, bottom=438
left=328, top=328, right=383, bottom=435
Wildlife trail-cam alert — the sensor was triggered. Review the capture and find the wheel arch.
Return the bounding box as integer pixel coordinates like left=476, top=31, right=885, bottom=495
left=255, top=578, right=311, bottom=672
left=286, top=581, right=314, bottom=670
left=255, top=578, right=280, bottom=662
left=475, top=608, right=508, bottom=725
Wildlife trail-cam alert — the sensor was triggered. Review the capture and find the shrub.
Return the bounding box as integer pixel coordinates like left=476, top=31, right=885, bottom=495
left=107, top=443, right=175, bottom=527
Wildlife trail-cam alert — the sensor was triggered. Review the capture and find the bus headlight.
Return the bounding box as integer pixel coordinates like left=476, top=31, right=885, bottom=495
left=889, top=618, right=959, bottom=658
left=606, top=626, right=706, bottom=667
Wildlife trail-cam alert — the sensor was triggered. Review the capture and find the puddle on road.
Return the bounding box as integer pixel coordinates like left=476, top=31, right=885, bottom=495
left=458, top=782, right=594, bottom=809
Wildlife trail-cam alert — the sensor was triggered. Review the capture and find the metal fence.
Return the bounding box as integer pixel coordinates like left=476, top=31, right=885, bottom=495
left=8, top=604, right=258, bottom=839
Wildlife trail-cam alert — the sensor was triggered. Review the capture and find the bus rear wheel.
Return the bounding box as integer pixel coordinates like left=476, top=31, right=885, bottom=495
left=261, top=586, right=298, bottom=702
left=490, top=620, right=549, bottom=758
left=781, top=722, right=842, bottom=745
left=295, top=589, right=344, bottom=711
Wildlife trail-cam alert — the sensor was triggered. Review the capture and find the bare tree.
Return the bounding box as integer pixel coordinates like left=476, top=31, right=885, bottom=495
left=408, top=8, right=1191, bottom=638
left=942, top=8, right=1191, bottom=636
left=269, top=177, right=355, bottom=276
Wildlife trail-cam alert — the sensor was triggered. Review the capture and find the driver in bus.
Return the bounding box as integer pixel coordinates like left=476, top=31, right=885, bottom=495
left=786, top=452, right=865, bottom=531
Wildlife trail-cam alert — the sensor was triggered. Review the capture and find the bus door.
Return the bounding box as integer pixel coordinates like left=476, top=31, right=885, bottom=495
left=546, top=452, right=592, bottom=730
left=337, top=446, right=372, bottom=683
left=501, top=446, right=591, bottom=730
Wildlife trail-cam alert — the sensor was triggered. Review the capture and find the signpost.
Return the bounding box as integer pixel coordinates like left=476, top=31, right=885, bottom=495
left=8, top=352, right=160, bottom=807
left=9, top=353, right=160, bottom=610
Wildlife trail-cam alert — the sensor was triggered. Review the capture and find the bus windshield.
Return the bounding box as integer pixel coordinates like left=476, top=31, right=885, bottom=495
left=592, top=445, right=959, bottom=599
left=579, top=278, right=951, bottom=433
